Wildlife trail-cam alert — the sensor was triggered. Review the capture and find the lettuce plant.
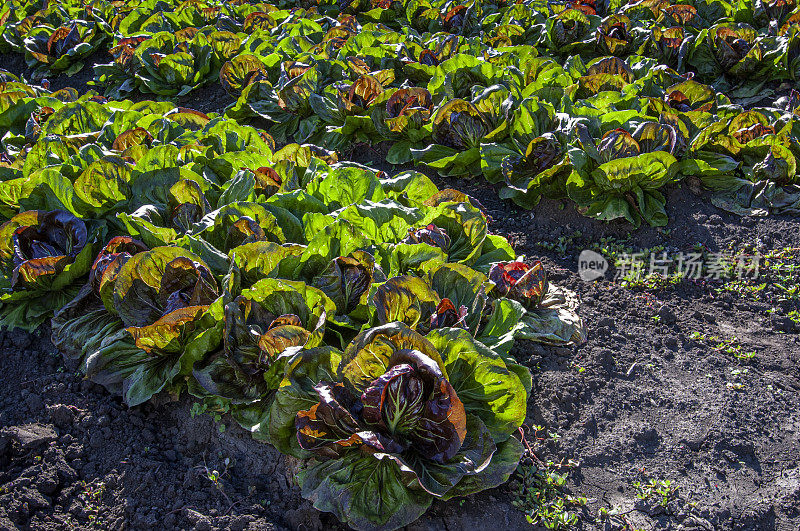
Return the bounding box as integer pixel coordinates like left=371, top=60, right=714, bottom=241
left=687, top=23, right=768, bottom=84
left=226, top=65, right=321, bottom=143
left=83, top=247, right=223, bottom=405
left=192, top=278, right=335, bottom=431
left=489, top=260, right=548, bottom=309
left=411, top=98, right=495, bottom=177
left=595, top=14, right=640, bottom=56
left=308, top=74, right=385, bottom=149
left=498, top=133, right=573, bottom=208
left=371, top=87, right=434, bottom=164
left=637, top=26, right=688, bottom=69
left=566, top=123, right=680, bottom=227
left=480, top=97, right=571, bottom=208
left=268, top=322, right=529, bottom=530
left=373, top=266, right=486, bottom=333
left=93, top=36, right=151, bottom=99
left=133, top=31, right=215, bottom=96
left=311, top=251, right=375, bottom=317
left=540, top=8, right=600, bottom=55
left=399, top=37, right=459, bottom=82
left=489, top=260, right=588, bottom=345
left=51, top=236, right=148, bottom=368
left=0, top=209, right=93, bottom=330
left=22, top=20, right=104, bottom=76
left=686, top=110, right=800, bottom=214
left=372, top=262, right=529, bottom=355
left=219, top=54, right=268, bottom=97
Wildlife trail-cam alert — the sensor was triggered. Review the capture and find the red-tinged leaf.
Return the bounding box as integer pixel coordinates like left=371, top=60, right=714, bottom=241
left=112, top=127, right=154, bottom=151
left=489, top=261, right=548, bottom=308
left=343, top=75, right=383, bottom=110
left=258, top=315, right=311, bottom=360
left=312, top=252, right=374, bottom=315
left=386, top=88, right=433, bottom=119
left=361, top=363, right=423, bottom=431
left=11, top=255, right=68, bottom=288
left=90, top=236, right=148, bottom=294
left=243, top=11, right=276, bottom=33
left=11, top=210, right=87, bottom=266
left=663, top=5, right=697, bottom=25
left=296, top=382, right=365, bottom=458
left=47, top=25, right=80, bottom=58
left=126, top=305, right=209, bottom=354
left=442, top=5, right=468, bottom=32
left=418, top=49, right=439, bottom=66
left=158, top=256, right=218, bottom=315
left=412, top=376, right=466, bottom=463
left=732, top=123, right=774, bottom=144
left=401, top=224, right=450, bottom=251
left=150, top=53, right=166, bottom=67
left=598, top=129, right=641, bottom=162
left=430, top=298, right=468, bottom=329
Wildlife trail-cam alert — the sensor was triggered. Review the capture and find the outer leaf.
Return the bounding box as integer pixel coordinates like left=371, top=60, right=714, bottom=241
left=298, top=452, right=432, bottom=531
left=426, top=328, right=528, bottom=442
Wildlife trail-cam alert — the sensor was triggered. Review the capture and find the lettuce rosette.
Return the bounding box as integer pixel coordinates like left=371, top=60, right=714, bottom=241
left=489, top=260, right=587, bottom=346
left=371, top=197, right=516, bottom=279
left=132, top=31, right=216, bottom=96
left=566, top=122, right=681, bottom=227
left=191, top=277, right=336, bottom=432
left=398, top=37, right=460, bottom=83
left=645, top=79, right=729, bottom=137
left=635, top=25, right=689, bottom=69
left=22, top=20, right=105, bottom=76
left=684, top=110, right=800, bottom=214
left=594, top=14, right=642, bottom=57
left=480, top=97, right=572, bottom=208
left=411, top=88, right=512, bottom=177
left=686, top=23, right=770, bottom=90
left=225, top=63, right=322, bottom=143
left=496, top=133, right=573, bottom=208
left=370, top=87, right=435, bottom=164
left=308, top=74, right=386, bottom=150
left=268, top=322, right=529, bottom=531
left=51, top=236, right=148, bottom=364
left=0, top=209, right=94, bottom=330
left=372, top=263, right=525, bottom=355
left=311, top=250, right=376, bottom=322
left=119, top=178, right=212, bottom=246
left=539, top=8, right=601, bottom=56
left=76, top=247, right=222, bottom=406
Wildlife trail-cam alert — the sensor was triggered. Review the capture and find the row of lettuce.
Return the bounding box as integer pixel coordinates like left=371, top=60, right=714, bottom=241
left=2, top=0, right=800, bottom=226
left=0, top=92, right=585, bottom=530
left=2, top=0, right=800, bottom=82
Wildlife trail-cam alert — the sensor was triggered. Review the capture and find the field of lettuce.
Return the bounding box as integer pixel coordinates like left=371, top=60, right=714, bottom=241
left=0, top=0, right=799, bottom=530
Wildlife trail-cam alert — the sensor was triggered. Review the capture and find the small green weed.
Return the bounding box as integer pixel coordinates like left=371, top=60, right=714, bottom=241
left=190, top=396, right=232, bottom=432
left=621, top=271, right=683, bottom=291
left=536, top=231, right=583, bottom=258
left=690, top=332, right=756, bottom=362
left=727, top=367, right=749, bottom=390
left=512, top=426, right=586, bottom=529
left=717, top=247, right=799, bottom=323
left=76, top=480, right=106, bottom=522
left=634, top=478, right=678, bottom=507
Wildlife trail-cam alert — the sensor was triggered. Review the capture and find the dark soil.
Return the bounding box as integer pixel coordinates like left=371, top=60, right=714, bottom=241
left=1, top=58, right=800, bottom=531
